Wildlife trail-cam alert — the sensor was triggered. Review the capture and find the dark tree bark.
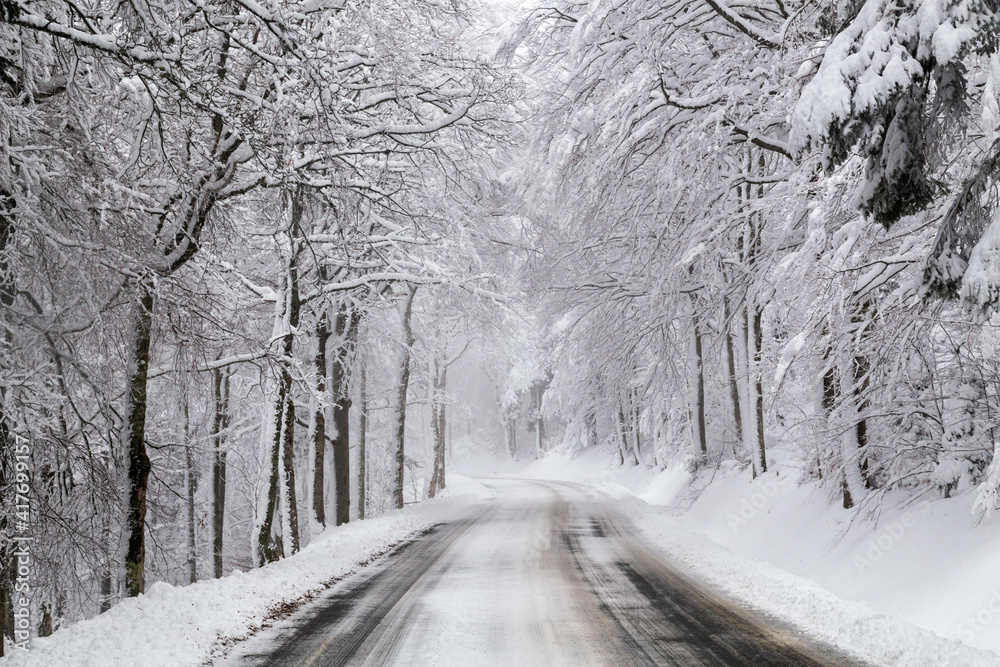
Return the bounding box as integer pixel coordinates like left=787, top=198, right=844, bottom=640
left=691, top=314, right=708, bottom=458
left=212, top=365, right=230, bottom=579
left=99, top=469, right=114, bottom=613
left=842, top=301, right=874, bottom=508
left=183, top=398, right=197, bottom=584
left=821, top=339, right=852, bottom=507
left=38, top=603, right=52, bottom=638
left=331, top=305, right=360, bottom=526
left=724, top=296, right=744, bottom=445
left=331, top=393, right=351, bottom=524
left=312, top=312, right=330, bottom=529
left=751, top=154, right=768, bottom=476
left=125, top=284, right=154, bottom=598
left=279, top=395, right=299, bottom=553
left=258, top=354, right=301, bottom=563
left=257, top=196, right=304, bottom=563
left=257, top=379, right=287, bottom=564
left=392, top=286, right=416, bottom=510
left=687, top=266, right=707, bottom=459
left=753, top=305, right=767, bottom=474
left=357, top=359, right=367, bottom=520
left=853, top=302, right=873, bottom=490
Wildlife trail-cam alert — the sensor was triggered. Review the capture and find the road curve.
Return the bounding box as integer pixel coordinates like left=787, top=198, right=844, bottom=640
left=238, top=479, right=861, bottom=667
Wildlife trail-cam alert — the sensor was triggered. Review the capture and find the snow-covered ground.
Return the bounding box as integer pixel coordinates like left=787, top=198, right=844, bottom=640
left=0, top=476, right=494, bottom=667
left=465, top=446, right=1000, bottom=665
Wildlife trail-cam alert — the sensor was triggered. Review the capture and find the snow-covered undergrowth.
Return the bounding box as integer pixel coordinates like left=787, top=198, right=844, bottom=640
left=0, top=476, right=494, bottom=667
left=481, top=446, right=1000, bottom=665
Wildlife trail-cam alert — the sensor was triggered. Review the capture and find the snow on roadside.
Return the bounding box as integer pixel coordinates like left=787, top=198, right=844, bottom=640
left=0, top=475, right=494, bottom=667
left=624, top=498, right=1000, bottom=666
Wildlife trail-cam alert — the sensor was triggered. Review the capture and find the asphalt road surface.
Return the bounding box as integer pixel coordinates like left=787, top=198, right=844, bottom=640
left=240, top=479, right=860, bottom=667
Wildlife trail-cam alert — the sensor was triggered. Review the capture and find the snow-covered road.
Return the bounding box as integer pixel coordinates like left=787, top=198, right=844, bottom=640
left=235, top=479, right=856, bottom=666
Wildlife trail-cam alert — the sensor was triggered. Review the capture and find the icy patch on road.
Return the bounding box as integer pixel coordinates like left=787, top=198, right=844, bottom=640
left=1, top=476, right=494, bottom=667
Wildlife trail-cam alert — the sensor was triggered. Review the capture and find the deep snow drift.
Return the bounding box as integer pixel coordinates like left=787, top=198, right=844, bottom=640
left=0, top=476, right=494, bottom=667
left=463, top=446, right=1000, bottom=665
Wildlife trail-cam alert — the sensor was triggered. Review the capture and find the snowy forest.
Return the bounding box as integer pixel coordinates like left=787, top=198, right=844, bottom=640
left=4, top=0, right=1000, bottom=653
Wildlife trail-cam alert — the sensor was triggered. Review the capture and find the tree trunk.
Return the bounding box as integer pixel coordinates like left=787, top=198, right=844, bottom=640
left=255, top=201, right=303, bottom=564
left=821, top=342, right=852, bottom=507
left=631, top=387, right=642, bottom=460
left=752, top=304, right=767, bottom=475
left=841, top=352, right=867, bottom=509
left=534, top=384, right=545, bottom=457
left=437, top=368, right=447, bottom=492
left=183, top=398, right=197, bottom=584
left=312, top=313, right=330, bottom=530
left=428, top=363, right=441, bottom=499
left=734, top=305, right=759, bottom=477
left=38, top=603, right=52, bottom=638
left=212, top=365, right=230, bottom=579
left=749, top=153, right=768, bottom=476
left=256, top=374, right=286, bottom=565
left=691, top=317, right=708, bottom=458
left=125, top=283, right=154, bottom=597
left=615, top=401, right=634, bottom=465
left=392, top=286, right=416, bottom=510
left=614, top=407, right=626, bottom=466
left=331, top=305, right=359, bottom=526
left=855, top=350, right=871, bottom=487
left=585, top=406, right=598, bottom=449
left=733, top=149, right=767, bottom=478
left=99, top=466, right=114, bottom=613
left=506, top=416, right=517, bottom=460
left=98, top=569, right=112, bottom=614
left=428, top=360, right=447, bottom=498
left=853, top=303, right=873, bottom=489
left=843, top=302, right=874, bottom=508
left=724, top=298, right=744, bottom=446
left=357, top=359, right=367, bottom=521
left=279, top=391, right=300, bottom=555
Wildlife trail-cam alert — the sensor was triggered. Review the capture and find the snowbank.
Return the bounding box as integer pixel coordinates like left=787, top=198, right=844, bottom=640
left=0, top=476, right=494, bottom=667
left=627, top=493, right=1000, bottom=666
left=664, top=462, right=1000, bottom=658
